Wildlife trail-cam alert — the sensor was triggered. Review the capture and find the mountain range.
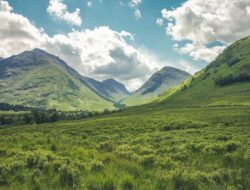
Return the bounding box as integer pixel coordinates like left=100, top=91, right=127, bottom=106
left=0, top=48, right=191, bottom=111
left=0, top=49, right=115, bottom=111
left=1, top=35, right=250, bottom=111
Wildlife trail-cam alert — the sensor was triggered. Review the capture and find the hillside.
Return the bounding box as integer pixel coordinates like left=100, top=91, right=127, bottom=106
left=81, top=78, right=131, bottom=102
left=0, top=49, right=114, bottom=111
left=123, top=66, right=191, bottom=106
left=158, top=36, right=250, bottom=107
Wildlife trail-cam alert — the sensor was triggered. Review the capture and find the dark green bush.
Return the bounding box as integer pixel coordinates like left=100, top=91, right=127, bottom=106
left=172, top=172, right=198, bottom=190
left=121, top=176, right=135, bottom=190
left=99, top=141, right=115, bottom=152
left=90, top=161, right=104, bottom=172
left=102, top=178, right=117, bottom=190
left=139, top=155, right=155, bottom=168
left=59, top=165, right=79, bottom=188
left=225, top=142, right=241, bottom=153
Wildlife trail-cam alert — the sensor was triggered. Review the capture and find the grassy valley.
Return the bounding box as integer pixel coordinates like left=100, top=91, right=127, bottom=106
left=0, top=106, right=249, bottom=189
left=0, top=36, right=250, bottom=190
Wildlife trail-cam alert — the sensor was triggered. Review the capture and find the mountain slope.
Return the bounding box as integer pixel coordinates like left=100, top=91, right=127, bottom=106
left=123, top=66, right=191, bottom=106
left=0, top=49, right=114, bottom=111
left=81, top=78, right=130, bottom=102
left=159, top=35, right=250, bottom=107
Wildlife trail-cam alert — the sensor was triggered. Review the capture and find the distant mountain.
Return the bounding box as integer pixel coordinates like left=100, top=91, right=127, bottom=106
left=123, top=66, right=191, bottom=106
left=102, top=79, right=131, bottom=99
left=81, top=78, right=131, bottom=102
left=158, top=35, right=250, bottom=107
left=0, top=49, right=114, bottom=111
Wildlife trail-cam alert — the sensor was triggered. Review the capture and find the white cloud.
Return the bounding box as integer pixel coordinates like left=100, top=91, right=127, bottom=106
left=128, top=0, right=142, bottom=8
left=0, top=0, right=45, bottom=57
left=43, top=27, right=159, bottom=91
left=134, top=9, right=141, bottom=20
left=47, top=0, right=82, bottom=26
left=156, top=18, right=163, bottom=26
left=0, top=0, right=12, bottom=12
left=0, top=1, right=159, bottom=91
left=161, top=0, right=250, bottom=62
left=128, top=0, right=142, bottom=19
left=87, top=1, right=92, bottom=8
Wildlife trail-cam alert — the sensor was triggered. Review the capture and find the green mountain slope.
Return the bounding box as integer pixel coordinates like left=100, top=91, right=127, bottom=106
left=81, top=78, right=131, bottom=102
left=0, top=49, right=114, bottom=111
left=158, top=36, right=250, bottom=107
left=123, top=66, right=191, bottom=106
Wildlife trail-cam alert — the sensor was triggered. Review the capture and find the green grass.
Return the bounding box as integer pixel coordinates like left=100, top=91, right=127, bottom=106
left=0, top=105, right=249, bottom=189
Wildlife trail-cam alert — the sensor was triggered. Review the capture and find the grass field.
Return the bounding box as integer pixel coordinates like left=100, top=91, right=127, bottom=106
left=0, top=105, right=249, bottom=189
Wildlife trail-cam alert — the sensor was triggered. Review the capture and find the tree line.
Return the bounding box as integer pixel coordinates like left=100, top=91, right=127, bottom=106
left=0, top=103, right=125, bottom=126
left=215, top=72, right=250, bottom=86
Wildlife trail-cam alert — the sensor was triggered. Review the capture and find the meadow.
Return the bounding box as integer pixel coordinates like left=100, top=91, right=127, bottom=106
left=0, top=105, right=249, bottom=190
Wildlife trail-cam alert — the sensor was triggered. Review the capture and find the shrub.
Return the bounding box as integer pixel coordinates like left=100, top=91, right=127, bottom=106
left=90, top=161, right=104, bottom=172
left=172, top=172, right=198, bottom=190
left=162, top=121, right=208, bottom=131
left=139, top=155, right=155, bottom=168
left=225, top=142, right=241, bottom=153
left=0, top=165, right=9, bottom=186
left=121, top=175, right=135, bottom=190
left=59, top=165, right=79, bottom=188
left=99, top=141, right=115, bottom=152
left=50, top=144, right=57, bottom=152
left=156, top=157, right=177, bottom=170
left=87, top=179, right=102, bottom=190
left=102, top=178, right=117, bottom=190
left=203, top=144, right=226, bottom=155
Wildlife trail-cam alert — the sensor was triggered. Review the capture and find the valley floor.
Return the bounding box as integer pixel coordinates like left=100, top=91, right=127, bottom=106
left=0, top=106, right=250, bottom=189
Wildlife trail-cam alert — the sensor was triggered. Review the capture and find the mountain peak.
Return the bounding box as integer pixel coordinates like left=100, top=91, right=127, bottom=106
left=102, top=78, right=131, bottom=95
left=137, top=66, right=191, bottom=95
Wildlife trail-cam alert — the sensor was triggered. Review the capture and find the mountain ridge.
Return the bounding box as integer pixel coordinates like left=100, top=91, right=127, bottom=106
left=0, top=48, right=115, bottom=111
left=122, top=66, right=191, bottom=106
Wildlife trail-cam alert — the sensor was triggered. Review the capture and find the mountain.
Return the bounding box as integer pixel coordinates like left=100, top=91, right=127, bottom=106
left=102, top=79, right=131, bottom=99
left=159, top=35, right=250, bottom=107
left=0, top=49, right=114, bottom=111
left=81, top=78, right=131, bottom=102
left=123, top=66, right=191, bottom=106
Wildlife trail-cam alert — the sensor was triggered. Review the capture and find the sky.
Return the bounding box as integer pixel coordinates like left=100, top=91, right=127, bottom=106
left=1, top=0, right=250, bottom=91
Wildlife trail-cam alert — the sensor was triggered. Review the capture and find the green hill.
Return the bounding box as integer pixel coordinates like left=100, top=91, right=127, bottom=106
left=157, top=36, right=250, bottom=107
left=0, top=49, right=114, bottom=111
left=123, top=66, right=191, bottom=106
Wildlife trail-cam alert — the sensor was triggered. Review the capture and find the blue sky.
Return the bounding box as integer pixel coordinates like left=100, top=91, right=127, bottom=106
left=6, top=0, right=204, bottom=71
left=1, top=0, right=250, bottom=90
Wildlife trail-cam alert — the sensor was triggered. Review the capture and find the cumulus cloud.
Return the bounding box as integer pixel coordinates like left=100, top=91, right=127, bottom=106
left=0, top=0, right=45, bottom=57
left=0, top=1, right=159, bottom=90
left=161, top=0, right=250, bottom=62
left=47, top=0, right=82, bottom=26
left=43, top=27, right=159, bottom=90
left=0, top=0, right=12, bottom=12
